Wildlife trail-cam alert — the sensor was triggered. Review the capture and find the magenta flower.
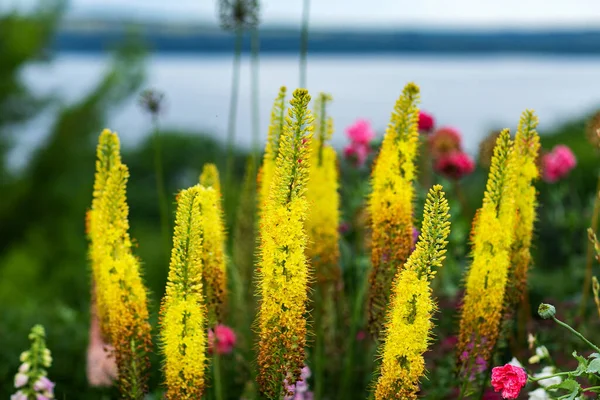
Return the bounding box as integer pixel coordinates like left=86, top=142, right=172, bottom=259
left=208, top=324, right=237, bottom=355
left=343, top=142, right=369, bottom=168
left=345, top=119, right=375, bottom=144
left=284, top=365, right=313, bottom=400
left=542, top=144, right=577, bottom=183
left=429, top=126, right=463, bottom=159
left=418, top=111, right=435, bottom=133
left=36, top=395, right=51, bottom=400
left=491, top=364, right=527, bottom=399
left=434, top=151, right=475, bottom=180
left=14, top=373, right=28, bottom=388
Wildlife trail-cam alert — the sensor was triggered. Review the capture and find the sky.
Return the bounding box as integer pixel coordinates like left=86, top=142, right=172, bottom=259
left=61, top=0, right=600, bottom=30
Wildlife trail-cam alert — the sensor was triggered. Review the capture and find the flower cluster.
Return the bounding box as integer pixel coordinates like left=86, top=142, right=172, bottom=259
left=429, top=126, right=475, bottom=179
left=541, top=144, right=576, bottom=183
left=458, top=130, right=517, bottom=370
left=12, top=325, right=55, bottom=400
left=374, top=185, right=451, bottom=399
left=343, top=119, right=375, bottom=167
left=418, top=110, right=435, bottom=133
left=256, top=89, right=313, bottom=399
left=284, top=365, right=313, bottom=400
left=367, top=82, right=420, bottom=338
left=160, top=185, right=208, bottom=399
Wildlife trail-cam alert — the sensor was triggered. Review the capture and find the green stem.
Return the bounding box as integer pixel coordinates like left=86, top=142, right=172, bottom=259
left=299, top=0, right=310, bottom=88
left=580, top=174, right=600, bottom=317
left=213, top=352, right=224, bottom=400
left=340, top=271, right=367, bottom=399
left=250, top=27, right=261, bottom=165
left=225, top=28, right=243, bottom=194
left=528, top=371, right=571, bottom=382
left=552, top=316, right=600, bottom=353
left=129, top=338, right=142, bottom=400
left=152, top=116, right=171, bottom=266
left=314, top=303, right=324, bottom=400
left=582, top=385, right=600, bottom=392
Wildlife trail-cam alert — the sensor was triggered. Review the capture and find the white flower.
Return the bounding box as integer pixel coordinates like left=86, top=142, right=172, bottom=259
left=536, top=346, right=549, bottom=360
left=528, top=388, right=550, bottom=400
left=508, top=357, right=524, bottom=369
left=14, top=373, right=28, bottom=388
left=534, top=366, right=561, bottom=388
left=18, top=363, right=30, bottom=373
left=528, top=333, right=536, bottom=349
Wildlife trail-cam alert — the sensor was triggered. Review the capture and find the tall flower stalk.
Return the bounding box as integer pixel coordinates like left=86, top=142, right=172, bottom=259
left=299, top=0, right=310, bottom=88
left=374, top=185, right=451, bottom=400
left=255, top=88, right=313, bottom=399
left=11, top=325, right=55, bottom=400
left=218, top=0, right=260, bottom=192
left=457, top=130, right=516, bottom=377
left=306, top=92, right=341, bottom=396
left=258, top=86, right=287, bottom=217
left=88, top=129, right=152, bottom=399
left=199, top=164, right=228, bottom=326
left=160, top=185, right=207, bottom=399
left=507, top=111, right=540, bottom=309
left=367, top=83, right=420, bottom=338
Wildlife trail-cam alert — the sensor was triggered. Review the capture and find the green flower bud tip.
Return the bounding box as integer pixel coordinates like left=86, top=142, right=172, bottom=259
left=538, top=303, right=556, bottom=319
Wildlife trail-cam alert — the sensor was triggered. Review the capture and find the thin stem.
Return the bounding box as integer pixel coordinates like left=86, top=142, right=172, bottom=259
left=299, top=0, right=310, bottom=88
left=552, top=316, right=600, bottom=353
left=528, top=371, right=570, bottom=382
left=152, top=116, right=171, bottom=264
left=213, top=352, right=224, bottom=400
left=580, top=174, right=600, bottom=317
left=250, top=26, right=261, bottom=166
left=225, top=28, right=243, bottom=193
left=582, top=385, right=600, bottom=392
left=340, top=270, right=367, bottom=399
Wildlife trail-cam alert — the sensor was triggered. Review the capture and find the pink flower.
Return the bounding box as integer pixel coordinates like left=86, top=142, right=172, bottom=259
left=208, top=324, right=237, bottom=355
left=344, top=142, right=369, bottom=168
left=338, top=222, right=350, bottom=235
left=14, top=373, right=28, bottom=388
left=542, top=145, right=577, bottom=183
left=434, top=151, right=475, bottom=180
left=33, top=376, right=55, bottom=394
left=491, top=364, right=527, bottom=399
left=418, top=111, right=435, bottom=133
left=356, top=330, right=367, bottom=341
left=346, top=119, right=375, bottom=144
left=11, top=392, right=28, bottom=400
left=36, top=395, right=50, bottom=400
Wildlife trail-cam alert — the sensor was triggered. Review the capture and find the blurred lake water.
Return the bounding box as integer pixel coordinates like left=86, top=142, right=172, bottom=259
left=15, top=53, right=600, bottom=165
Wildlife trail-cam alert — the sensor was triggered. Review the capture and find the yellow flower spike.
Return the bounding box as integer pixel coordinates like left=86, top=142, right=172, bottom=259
left=199, top=185, right=228, bottom=325
left=367, top=82, right=420, bottom=338
left=198, top=163, right=228, bottom=324
left=508, top=110, right=540, bottom=305
left=160, top=185, right=207, bottom=400
left=89, top=133, right=152, bottom=398
left=307, top=92, right=340, bottom=284
left=256, top=88, right=313, bottom=400
left=88, top=129, right=122, bottom=334
left=200, top=163, right=222, bottom=195
left=458, top=129, right=517, bottom=367
left=258, top=86, right=287, bottom=217
left=375, top=185, right=451, bottom=400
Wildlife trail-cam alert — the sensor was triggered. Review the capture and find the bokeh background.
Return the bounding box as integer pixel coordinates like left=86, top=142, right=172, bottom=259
left=1, top=0, right=600, bottom=398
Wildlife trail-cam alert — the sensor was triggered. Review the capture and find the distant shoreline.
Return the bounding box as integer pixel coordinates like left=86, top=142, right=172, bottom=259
left=53, top=27, right=600, bottom=55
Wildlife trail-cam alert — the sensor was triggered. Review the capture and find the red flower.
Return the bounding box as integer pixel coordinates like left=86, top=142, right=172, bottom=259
left=208, top=324, right=237, bottom=355
left=434, top=151, right=475, bottom=180
left=491, top=364, right=527, bottom=399
left=344, top=142, right=369, bottom=168
left=418, top=111, right=435, bottom=133
left=428, top=126, right=463, bottom=159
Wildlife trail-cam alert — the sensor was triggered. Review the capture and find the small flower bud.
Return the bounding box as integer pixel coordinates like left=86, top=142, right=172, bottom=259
left=538, top=303, right=556, bottom=319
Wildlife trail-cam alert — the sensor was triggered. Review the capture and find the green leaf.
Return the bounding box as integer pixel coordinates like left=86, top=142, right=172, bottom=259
left=587, top=358, right=600, bottom=374
left=551, top=379, right=581, bottom=400
left=573, top=351, right=588, bottom=376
